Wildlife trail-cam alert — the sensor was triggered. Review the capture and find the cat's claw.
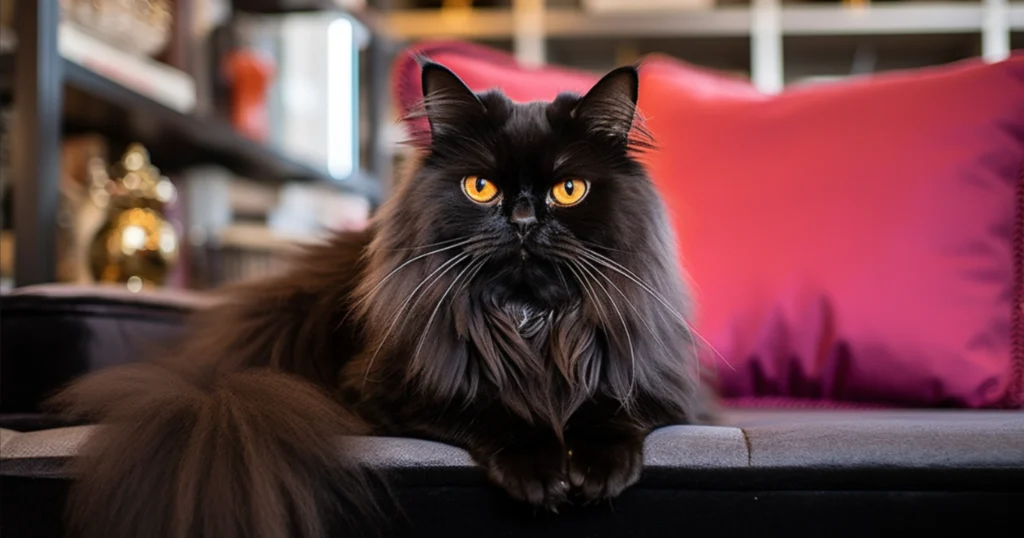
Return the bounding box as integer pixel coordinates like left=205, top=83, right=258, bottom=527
left=567, top=436, right=644, bottom=503
left=482, top=443, right=569, bottom=511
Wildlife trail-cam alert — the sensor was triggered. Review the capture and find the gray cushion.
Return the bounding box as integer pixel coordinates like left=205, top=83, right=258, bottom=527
left=727, top=409, right=1024, bottom=468
left=4, top=410, right=1022, bottom=480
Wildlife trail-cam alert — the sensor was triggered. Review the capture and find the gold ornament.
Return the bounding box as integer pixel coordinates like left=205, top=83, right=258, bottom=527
left=89, top=143, right=179, bottom=291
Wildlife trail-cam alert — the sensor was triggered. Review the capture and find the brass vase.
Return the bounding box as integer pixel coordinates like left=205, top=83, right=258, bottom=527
left=89, top=143, right=179, bottom=291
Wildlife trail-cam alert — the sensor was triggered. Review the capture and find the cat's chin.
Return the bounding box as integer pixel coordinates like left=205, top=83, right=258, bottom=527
left=484, top=262, right=573, bottom=311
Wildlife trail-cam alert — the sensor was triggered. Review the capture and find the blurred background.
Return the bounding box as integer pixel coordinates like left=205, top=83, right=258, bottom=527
left=0, top=0, right=1018, bottom=292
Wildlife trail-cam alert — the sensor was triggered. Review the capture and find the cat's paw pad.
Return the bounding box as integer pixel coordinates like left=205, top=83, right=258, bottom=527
left=483, top=443, right=569, bottom=511
left=567, top=436, right=643, bottom=503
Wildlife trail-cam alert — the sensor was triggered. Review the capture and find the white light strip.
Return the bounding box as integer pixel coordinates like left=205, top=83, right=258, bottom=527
left=328, top=16, right=354, bottom=179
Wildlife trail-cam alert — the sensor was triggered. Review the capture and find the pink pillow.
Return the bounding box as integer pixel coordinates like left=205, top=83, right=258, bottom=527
left=392, top=42, right=1024, bottom=409
left=638, top=54, right=1024, bottom=409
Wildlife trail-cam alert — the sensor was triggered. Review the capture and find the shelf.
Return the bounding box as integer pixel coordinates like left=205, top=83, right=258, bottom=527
left=782, top=32, right=984, bottom=85
left=376, top=7, right=750, bottom=40
left=781, top=4, right=985, bottom=36
left=375, top=4, right=1011, bottom=40
left=1, top=54, right=381, bottom=203
left=545, top=6, right=751, bottom=39
left=1012, top=3, right=1024, bottom=30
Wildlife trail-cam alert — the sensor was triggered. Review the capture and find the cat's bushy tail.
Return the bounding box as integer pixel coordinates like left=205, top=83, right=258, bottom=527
left=49, top=359, right=383, bottom=538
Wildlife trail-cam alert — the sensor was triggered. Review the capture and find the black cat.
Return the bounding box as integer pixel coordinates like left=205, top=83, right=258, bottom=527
left=52, top=59, right=713, bottom=538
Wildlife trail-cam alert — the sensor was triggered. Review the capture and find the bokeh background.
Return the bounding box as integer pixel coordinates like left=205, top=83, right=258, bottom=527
left=0, top=0, right=1019, bottom=291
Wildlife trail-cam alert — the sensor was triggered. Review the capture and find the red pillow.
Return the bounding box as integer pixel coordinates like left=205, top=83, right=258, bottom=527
left=392, top=42, right=1024, bottom=409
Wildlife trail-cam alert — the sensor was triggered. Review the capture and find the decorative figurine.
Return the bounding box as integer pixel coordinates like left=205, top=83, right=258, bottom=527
left=89, top=143, right=179, bottom=291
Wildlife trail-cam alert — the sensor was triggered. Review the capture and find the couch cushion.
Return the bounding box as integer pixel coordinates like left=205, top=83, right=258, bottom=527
left=392, top=42, right=1024, bottom=410
left=4, top=410, right=1021, bottom=479
left=725, top=409, right=1024, bottom=468
left=0, top=284, right=216, bottom=413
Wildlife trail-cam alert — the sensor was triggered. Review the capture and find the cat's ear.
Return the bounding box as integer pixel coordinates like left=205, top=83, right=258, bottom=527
left=420, top=60, right=486, bottom=136
left=572, top=66, right=643, bottom=146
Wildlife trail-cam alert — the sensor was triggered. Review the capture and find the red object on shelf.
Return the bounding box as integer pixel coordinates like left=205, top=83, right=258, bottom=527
left=223, top=51, right=275, bottom=142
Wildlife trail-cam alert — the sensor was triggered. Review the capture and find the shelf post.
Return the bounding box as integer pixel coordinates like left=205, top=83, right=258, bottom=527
left=751, top=0, right=783, bottom=94
left=982, top=0, right=1010, bottom=62
left=512, top=0, right=546, bottom=67
left=12, top=0, right=62, bottom=286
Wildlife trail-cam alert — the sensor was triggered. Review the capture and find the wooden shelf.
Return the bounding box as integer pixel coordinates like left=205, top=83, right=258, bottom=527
left=375, top=4, right=1010, bottom=40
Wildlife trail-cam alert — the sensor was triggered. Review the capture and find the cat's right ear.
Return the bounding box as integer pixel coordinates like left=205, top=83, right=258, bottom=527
left=420, top=61, right=486, bottom=137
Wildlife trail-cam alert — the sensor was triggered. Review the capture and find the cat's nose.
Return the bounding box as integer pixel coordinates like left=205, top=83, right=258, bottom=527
left=510, top=201, right=537, bottom=235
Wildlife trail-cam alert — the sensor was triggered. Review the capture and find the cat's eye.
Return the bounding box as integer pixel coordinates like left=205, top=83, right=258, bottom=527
left=550, top=178, right=589, bottom=207
left=462, top=175, right=500, bottom=204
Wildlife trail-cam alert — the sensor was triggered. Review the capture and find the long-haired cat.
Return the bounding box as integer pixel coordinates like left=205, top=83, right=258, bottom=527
left=51, top=59, right=712, bottom=538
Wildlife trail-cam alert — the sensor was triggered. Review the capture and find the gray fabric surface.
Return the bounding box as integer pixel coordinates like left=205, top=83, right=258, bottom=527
left=3, top=410, right=1022, bottom=479
left=643, top=425, right=748, bottom=468
left=727, top=409, right=1024, bottom=468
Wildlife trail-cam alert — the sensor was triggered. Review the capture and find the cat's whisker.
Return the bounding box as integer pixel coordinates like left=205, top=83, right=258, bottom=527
left=358, top=238, right=479, bottom=308
left=413, top=255, right=486, bottom=363
left=337, top=237, right=479, bottom=332
left=554, top=265, right=569, bottom=290
left=577, top=257, right=672, bottom=364
left=378, top=236, right=470, bottom=252
left=577, top=254, right=706, bottom=396
left=455, top=257, right=489, bottom=298
left=562, top=261, right=609, bottom=335
left=574, top=260, right=637, bottom=400
left=363, top=252, right=471, bottom=388
left=576, top=247, right=734, bottom=372
left=578, top=239, right=639, bottom=255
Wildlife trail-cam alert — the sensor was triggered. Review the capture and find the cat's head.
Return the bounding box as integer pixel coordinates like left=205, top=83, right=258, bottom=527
left=373, top=60, right=676, bottom=311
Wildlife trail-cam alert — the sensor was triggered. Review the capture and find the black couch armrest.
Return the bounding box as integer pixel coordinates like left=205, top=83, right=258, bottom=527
left=0, top=284, right=214, bottom=415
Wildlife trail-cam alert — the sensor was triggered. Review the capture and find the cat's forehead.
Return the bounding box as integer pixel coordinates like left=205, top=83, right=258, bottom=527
left=479, top=93, right=569, bottom=132
left=506, top=101, right=554, bottom=137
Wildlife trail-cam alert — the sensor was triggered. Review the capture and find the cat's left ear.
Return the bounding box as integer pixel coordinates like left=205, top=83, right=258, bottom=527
left=420, top=60, right=486, bottom=137
left=572, top=66, right=641, bottom=144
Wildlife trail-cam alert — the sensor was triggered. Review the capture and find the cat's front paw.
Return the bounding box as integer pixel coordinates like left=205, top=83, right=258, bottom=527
left=480, top=441, right=570, bottom=511
left=567, top=435, right=644, bottom=503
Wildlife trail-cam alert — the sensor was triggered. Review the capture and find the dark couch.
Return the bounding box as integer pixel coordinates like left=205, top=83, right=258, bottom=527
left=2, top=284, right=1022, bottom=537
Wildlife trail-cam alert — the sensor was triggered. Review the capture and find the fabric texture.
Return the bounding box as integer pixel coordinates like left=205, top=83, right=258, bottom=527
left=4, top=410, right=1023, bottom=478
left=392, top=42, right=1024, bottom=409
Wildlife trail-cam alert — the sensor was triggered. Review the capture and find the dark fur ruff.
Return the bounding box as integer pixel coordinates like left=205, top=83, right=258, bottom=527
left=50, top=61, right=712, bottom=538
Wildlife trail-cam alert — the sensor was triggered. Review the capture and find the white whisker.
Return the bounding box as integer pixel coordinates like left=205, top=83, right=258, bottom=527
left=578, top=247, right=734, bottom=372
left=359, top=237, right=478, bottom=308
left=577, top=257, right=671, bottom=359
left=378, top=236, right=469, bottom=252
left=413, top=256, right=485, bottom=363
left=362, top=252, right=470, bottom=387
left=563, top=262, right=610, bottom=332
left=574, top=260, right=636, bottom=398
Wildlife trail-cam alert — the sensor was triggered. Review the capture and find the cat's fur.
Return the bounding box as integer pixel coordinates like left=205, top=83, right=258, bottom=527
left=50, top=60, right=712, bottom=538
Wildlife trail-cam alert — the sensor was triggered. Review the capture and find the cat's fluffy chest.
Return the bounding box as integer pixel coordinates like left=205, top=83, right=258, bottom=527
left=511, top=304, right=554, bottom=343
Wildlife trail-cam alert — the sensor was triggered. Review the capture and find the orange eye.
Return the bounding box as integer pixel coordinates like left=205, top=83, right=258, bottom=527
left=462, top=176, right=500, bottom=204
left=550, top=178, right=588, bottom=207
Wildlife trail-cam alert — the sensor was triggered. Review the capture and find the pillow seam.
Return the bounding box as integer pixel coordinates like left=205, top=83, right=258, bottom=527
left=1008, top=158, right=1024, bottom=408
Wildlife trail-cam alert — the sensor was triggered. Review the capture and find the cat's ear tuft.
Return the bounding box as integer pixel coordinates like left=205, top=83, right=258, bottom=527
left=572, top=66, right=652, bottom=152
left=420, top=61, right=486, bottom=136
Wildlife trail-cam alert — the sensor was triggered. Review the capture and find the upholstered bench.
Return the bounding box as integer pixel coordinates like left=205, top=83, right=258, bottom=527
left=1, top=285, right=1021, bottom=537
